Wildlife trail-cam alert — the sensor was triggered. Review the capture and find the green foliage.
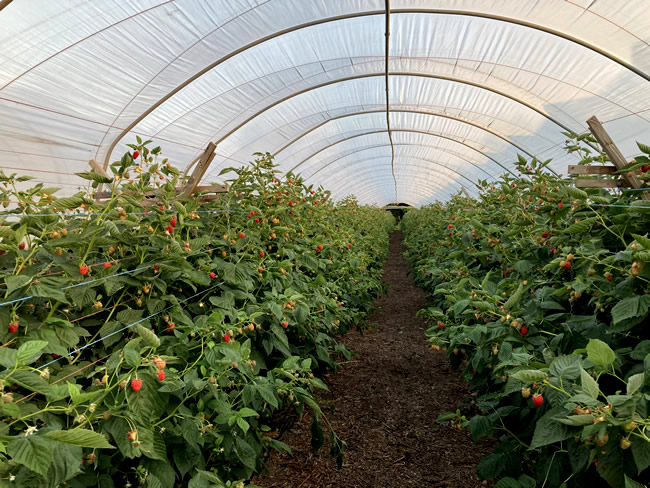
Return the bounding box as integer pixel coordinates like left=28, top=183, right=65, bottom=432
left=402, top=141, right=650, bottom=487
left=0, top=145, right=394, bottom=486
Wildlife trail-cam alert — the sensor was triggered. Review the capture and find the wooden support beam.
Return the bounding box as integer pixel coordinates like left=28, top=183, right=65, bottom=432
left=322, top=191, right=332, bottom=203
left=193, top=184, right=228, bottom=194
left=586, top=116, right=649, bottom=200
left=181, top=142, right=217, bottom=198
left=575, top=178, right=631, bottom=189
left=568, top=165, right=617, bottom=175
left=461, top=186, right=471, bottom=198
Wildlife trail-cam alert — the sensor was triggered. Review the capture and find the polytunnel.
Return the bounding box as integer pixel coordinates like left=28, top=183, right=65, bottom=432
left=2, top=3, right=650, bottom=488
left=2, top=1, right=650, bottom=205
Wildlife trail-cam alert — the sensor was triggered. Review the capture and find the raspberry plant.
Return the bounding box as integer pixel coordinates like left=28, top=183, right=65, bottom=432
left=0, top=143, right=393, bottom=487
left=403, top=137, right=650, bottom=488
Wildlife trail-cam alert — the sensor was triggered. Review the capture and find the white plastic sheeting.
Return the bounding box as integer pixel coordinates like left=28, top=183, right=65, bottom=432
left=1, top=0, right=649, bottom=205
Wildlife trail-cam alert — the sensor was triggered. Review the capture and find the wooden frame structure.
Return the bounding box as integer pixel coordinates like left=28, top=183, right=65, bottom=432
left=568, top=116, right=649, bottom=200
left=91, top=142, right=229, bottom=205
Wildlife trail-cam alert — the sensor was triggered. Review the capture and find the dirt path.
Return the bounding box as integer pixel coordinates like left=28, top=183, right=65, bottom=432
left=254, top=231, right=493, bottom=488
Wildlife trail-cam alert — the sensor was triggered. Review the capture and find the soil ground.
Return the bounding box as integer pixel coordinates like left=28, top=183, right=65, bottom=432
left=254, top=231, right=494, bottom=488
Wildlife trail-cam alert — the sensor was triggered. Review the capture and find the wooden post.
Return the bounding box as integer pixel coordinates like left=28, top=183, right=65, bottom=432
left=567, top=165, right=617, bottom=175
left=461, top=186, right=471, bottom=199
left=586, top=116, right=649, bottom=200
left=322, top=191, right=332, bottom=203
left=181, top=142, right=217, bottom=198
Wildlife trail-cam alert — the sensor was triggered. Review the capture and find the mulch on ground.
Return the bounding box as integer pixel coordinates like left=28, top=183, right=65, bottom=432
left=253, top=231, right=494, bottom=488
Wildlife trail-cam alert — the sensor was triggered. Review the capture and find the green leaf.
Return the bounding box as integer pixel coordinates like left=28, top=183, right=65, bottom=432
left=468, top=415, right=492, bottom=441
left=5, top=275, right=31, bottom=295
left=310, top=417, right=324, bottom=451
left=568, top=438, right=590, bottom=472
left=197, top=470, right=223, bottom=483
left=565, top=217, right=597, bottom=234
left=494, top=478, right=520, bottom=488
left=47, top=443, right=83, bottom=487
left=631, top=341, right=650, bottom=360
left=45, top=429, right=115, bottom=449
left=586, top=339, right=616, bottom=368
left=549, top=355, right=582, bottom=380
left=517, top=474, right=536, bottom=488
left=234, top=437, right=257, bottom=471
left=76, top=171, right=113, bottom=184
left=530, top=407, right=572, bottom=449
left=7, top=435, right=56, bottom=476
left=555, top=415, right=594, bottom=426
left=580, top=368, right=600, bottom=399
left=136, top=324, right=160, bottom=349
left=53, top=196, right=84, bottom=210
left=256, top=384, right=278, bottom=409
left=632, top=438, right=650, bottom=473
left=236, top=417, right=250, bottom=434
left=7, top=370, right=51, bottom=395
left=238, top=407, right=258, bottom=418
left=477, top=451, right=507, bottom=479
left=511, top=369, right=547, bottom=383
left=16, top=340, right=48, bottom=364
left=638, top=142, right=650, bottom=155
left=611, top=296, right=650, bottom=325
left=454, top=299, right=470, bottom=317
left=627, top=373, right=645, bottom=395
left=566, top=187, right=588, bottom=200
left=625, top=475, right=646, bottom=488
left=32, top=279, right=69, bottom=304
left=123, top=338, right=142, bottom=368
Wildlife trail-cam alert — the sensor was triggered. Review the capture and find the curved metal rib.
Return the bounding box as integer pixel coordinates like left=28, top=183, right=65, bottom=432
left=287, top=130, right=500, bottom=179
left=103, top=8, right=648, bottom=167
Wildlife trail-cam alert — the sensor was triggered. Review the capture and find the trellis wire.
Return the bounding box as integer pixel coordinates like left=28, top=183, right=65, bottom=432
left=0, top=242, right=231, bottom=308
left=0, top=208, right=252, bottom=219
left=35, top=280, right=226, bottom=371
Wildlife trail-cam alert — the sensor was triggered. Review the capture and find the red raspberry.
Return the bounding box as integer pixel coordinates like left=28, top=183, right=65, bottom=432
left=157, top=371, right=165, bottom=381
left=130, top=379, right=142, bottom=392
